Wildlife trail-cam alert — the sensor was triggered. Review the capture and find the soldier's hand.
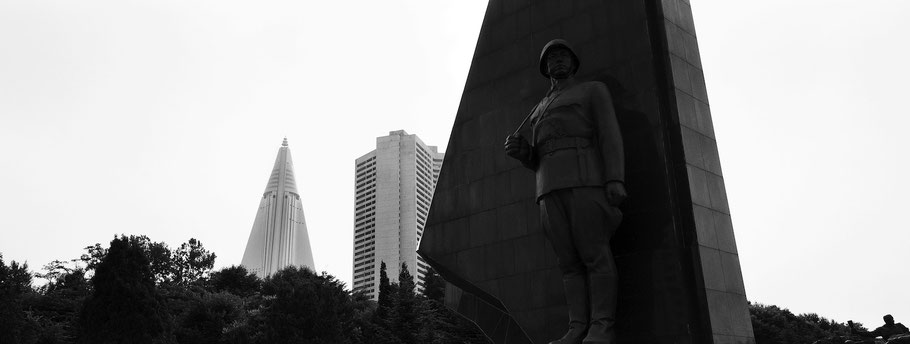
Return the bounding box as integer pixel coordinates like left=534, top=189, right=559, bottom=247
left=504, top=134, right=530, bottom=162
left=605, top=181, right=627, bottom=206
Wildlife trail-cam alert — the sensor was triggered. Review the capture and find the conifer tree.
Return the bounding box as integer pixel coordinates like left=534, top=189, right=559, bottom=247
left=422, top=267, right=445, bottom=303
left=394, top=262, right=418, bottom=344
left=78, top=235, right=173, bottom=344
left=376, top=261, right=395, bottom=322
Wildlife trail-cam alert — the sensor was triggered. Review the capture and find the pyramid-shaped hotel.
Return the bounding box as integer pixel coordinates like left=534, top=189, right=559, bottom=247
left=241, top=138, right=315, bottom=277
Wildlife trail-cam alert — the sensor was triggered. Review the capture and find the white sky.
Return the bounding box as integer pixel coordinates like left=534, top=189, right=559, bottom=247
left=1, top=0, right=907, bottom=330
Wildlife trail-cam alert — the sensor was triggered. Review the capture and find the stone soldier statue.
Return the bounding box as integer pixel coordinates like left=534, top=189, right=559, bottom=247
left=504, top=39, right=626, bottom=344
left=850, top=315, right=910, bottom=341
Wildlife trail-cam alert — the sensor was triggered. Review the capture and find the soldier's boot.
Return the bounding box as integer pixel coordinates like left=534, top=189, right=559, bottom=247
left=549, top=277, right=590, bottom=344
left=582, top=274, right=617, bottom=344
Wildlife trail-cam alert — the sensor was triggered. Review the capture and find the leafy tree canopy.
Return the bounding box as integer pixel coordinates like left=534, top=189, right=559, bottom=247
left=750, top=302, right=858, bottom=344
left=0, top=254, right=38, bottom=344
left=206, top=265, right=261, bottom=298
left=81, top=236, right=215, bottom=287
left=256, top=266, right=355, bottom=344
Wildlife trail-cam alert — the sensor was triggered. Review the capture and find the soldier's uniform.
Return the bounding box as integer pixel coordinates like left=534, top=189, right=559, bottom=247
left=516, top=39, right=624, bottom=344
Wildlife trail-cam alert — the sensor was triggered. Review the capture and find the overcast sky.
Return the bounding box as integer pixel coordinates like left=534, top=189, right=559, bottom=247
left=1, top=0, right=907, bottom=329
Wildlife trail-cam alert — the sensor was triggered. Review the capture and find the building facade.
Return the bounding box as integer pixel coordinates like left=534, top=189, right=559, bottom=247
left=241, top=138, right=315, bottom=278
left=353, top=130, right=443, bottom=300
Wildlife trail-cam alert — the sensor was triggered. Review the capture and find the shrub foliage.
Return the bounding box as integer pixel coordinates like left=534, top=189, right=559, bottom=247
left=0, top=236, right=489, bottom=344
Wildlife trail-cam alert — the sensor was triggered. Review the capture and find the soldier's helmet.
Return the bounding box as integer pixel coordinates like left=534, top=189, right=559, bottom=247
left=539, top=39, right=580, bottom=78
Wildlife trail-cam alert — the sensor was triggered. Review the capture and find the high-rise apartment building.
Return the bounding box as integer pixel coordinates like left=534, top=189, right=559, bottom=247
left=353, top=130, right=443, bottom=300
left=241, top=138, right=315, bottom=278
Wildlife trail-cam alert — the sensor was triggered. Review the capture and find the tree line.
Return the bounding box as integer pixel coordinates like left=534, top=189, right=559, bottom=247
left=0, top=235, right=489, bottom=344
left=2, top=234, right=886, bottom=344
left=749, top=302, right=877, bottom=344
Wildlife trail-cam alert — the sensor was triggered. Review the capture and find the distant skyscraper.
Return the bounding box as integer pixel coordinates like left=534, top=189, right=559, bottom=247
left=353, top=130, right=443, bottom=300
left=241, top=138, right=315, bottom=278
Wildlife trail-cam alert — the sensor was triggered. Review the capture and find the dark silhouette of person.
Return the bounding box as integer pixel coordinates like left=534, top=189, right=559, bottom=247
left=504, top=39, right=625, bottom=344
left=850, top=314, right=910, bottom=340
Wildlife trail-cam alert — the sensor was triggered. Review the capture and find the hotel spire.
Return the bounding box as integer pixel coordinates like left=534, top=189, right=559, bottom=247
left=241, top=138, right=315, bottom=277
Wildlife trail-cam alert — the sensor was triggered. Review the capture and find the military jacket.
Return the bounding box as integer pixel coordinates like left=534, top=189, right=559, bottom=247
left=522, top=81, right=624, bottom=201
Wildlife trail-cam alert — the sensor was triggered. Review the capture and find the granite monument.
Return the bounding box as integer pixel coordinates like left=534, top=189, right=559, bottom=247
left=418, top=1, right=754, bottom=343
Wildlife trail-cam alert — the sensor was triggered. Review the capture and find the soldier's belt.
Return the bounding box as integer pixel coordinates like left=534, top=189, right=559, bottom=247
left=537, top=137, right=593, bottom=156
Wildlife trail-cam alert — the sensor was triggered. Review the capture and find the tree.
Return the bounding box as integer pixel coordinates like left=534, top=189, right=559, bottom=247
left=749, top=302, right=856, bottom=344
left=416, top=298, right=491, bottom=344
left=0, top=254, right=38, bottom=343
left=137, top=237, right=174, bottom=285
left=375, top=261, right=395, bottom=323
left=421, top=267, right=445, bottom=303
left=394, top=263, right=418, bottom=344
left=172, top=238, right=216, bottom=286
left=175, top=292, right=244, bottom=344
left=206, top=265, right=261, bottom=298
left=369, top=261, right=488, bottom=343
left=78, top=235, right=174, bottom=344
left=81, top=236, right=214, bottom=286
left=29, top=259, right=91, bottom=343
left=347, top=290, right=403, bottom=344
left=4, top=240, right=503, bottom=344
left=37, top=259, right=89, bottom=294
left=0, top=254, right=33, bottom=295
left=81, top=236, right=172, bottom=284
left=255, top=266, right=356, bottom=344
left=79, top=243, right=107, bottom=271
